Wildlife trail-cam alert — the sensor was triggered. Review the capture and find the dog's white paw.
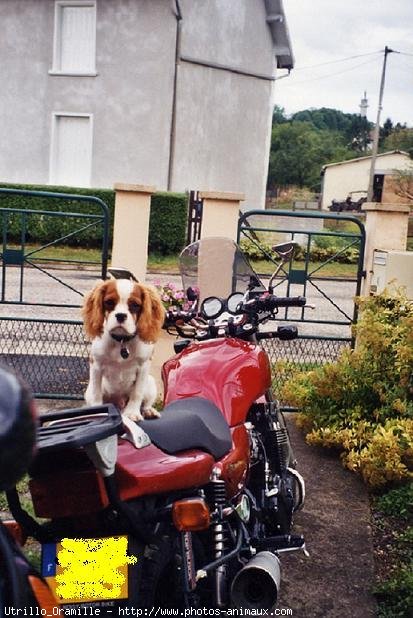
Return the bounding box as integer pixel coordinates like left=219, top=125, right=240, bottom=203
left=142, top=407, right=160, bottom=419
left=122, top=407, right=144, bottom=422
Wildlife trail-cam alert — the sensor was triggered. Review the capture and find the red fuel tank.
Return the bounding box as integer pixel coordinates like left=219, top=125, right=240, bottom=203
left=162, top=338, right=271, bottom=427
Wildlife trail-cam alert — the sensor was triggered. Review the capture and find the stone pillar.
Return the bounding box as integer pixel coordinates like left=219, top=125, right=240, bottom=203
left=194, top=192, right=244, bottom=303
left=199, top=191, right=245, bottom=241
left=361, top=202, right=410, bottom=295
left=111, top=183, right=156, bottom=282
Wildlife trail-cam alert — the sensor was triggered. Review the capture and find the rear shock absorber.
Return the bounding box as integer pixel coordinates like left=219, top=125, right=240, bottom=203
left=210, top=467, right=228, bottom=608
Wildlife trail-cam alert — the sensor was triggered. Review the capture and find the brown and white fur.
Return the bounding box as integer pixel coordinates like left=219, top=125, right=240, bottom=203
left=82, top=278, right=165, bottom=421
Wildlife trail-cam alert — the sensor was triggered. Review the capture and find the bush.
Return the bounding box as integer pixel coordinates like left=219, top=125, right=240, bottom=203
left=149, top=192, right=188, bottom=255
left=0, top=183, right=187, bottom=255
left=0, top=183, right=114, bottom=248
left=239, top=236, right=358, bottom=264
left=282, top=290, right=413, bottom=487
left=376, top=484, right=413, bottom=519
left=374, top=485, right=413, bottom=618
left=375, top=566, right=413, bottom=618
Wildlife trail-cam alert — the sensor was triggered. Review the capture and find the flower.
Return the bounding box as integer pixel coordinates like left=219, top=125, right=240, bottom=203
left=152, top=280, right=189, bottom=311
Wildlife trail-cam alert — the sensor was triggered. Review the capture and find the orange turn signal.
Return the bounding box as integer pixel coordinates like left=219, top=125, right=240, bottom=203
left=172, top=498, right=211, bottom=532
left=3, top=520, right=27, bottom=546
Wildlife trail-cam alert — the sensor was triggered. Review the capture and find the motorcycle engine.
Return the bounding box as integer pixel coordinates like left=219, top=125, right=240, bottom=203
left=247, top=423, right=295, bottom=536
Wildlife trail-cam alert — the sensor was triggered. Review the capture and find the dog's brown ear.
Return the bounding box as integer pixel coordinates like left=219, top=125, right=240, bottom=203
left=137, top=284, right=166, bottom=343
left=82, top=281, right=107, bottom=339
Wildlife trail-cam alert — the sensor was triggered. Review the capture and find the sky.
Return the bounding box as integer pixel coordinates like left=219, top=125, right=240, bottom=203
left=275, top=0, right=413, bottom=126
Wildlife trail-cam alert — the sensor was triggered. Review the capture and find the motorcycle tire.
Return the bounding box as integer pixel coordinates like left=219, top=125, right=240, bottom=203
left=135, top=535, right=183, bottom=609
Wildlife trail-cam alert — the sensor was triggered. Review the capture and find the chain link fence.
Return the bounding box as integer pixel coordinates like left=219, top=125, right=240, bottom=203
left=261, top=335, right=351, bottom=403
left=0, top=317, right=88, bottom=398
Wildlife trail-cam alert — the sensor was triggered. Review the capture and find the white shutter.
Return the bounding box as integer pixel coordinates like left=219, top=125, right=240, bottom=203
left=60, top=5, right=95, bottom=72
left=51, top=115, right=93, bottom=187
left=53, top=2, right=96, bottom=73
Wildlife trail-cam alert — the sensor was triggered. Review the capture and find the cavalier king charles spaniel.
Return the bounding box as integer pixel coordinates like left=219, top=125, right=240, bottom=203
left=82, top=278, right=165, bottom=421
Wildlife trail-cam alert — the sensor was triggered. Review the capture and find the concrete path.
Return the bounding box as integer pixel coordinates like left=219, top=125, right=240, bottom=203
left=279, top=416, right=377, bottom=617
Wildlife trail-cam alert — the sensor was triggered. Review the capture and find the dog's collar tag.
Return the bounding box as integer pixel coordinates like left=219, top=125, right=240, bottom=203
left=110, top=332, right=136, bottom=359
left=120, top=345, right=130, bottom=359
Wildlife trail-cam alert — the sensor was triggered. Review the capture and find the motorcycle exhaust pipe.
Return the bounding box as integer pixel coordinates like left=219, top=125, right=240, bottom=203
left=231, top=551, right=281, bottom=611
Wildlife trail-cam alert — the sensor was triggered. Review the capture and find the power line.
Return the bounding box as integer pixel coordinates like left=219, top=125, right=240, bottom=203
left=281, top=57, right=381, bottom=86
left=294, top=50, right=381, bottom=71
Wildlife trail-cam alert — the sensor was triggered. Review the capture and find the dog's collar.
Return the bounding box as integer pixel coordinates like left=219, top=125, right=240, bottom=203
left=110, top=332, right=137, bottom=343
left=110, top=332, right=137, bottom=359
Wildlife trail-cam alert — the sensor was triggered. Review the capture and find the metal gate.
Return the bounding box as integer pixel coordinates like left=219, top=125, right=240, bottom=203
left=237, top=209, right=366, bottom=397
left=186, top=190, right=203, bottom=244
left=0, top=188, right=109, bottom=398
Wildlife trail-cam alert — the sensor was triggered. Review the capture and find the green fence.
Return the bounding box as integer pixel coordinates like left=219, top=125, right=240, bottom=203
left=238, top=209, right=366, bottom=401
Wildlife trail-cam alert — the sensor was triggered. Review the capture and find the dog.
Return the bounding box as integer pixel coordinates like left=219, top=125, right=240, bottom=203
left=82, top=277, right=165, bottom=421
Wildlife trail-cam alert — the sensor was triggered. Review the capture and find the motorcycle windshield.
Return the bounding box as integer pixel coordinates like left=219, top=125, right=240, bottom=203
left=179, top=237, right=265, bottom=303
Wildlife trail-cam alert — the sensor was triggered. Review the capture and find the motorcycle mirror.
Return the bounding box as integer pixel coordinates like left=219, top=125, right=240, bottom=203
left=201, top=296, right=224, bottom=319
left=186, top=287, right=199, bottom=302
left=227, top=292, right=244, bottom=314
left=272, top=241, right=298, bottom=262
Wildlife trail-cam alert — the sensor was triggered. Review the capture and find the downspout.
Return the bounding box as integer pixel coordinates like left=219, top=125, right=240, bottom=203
left=167, top=0, right=182, bottom=191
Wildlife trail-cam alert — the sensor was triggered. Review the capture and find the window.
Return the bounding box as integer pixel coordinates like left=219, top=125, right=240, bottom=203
left=50, top=113, right=93, bottom=187
left=51, top=1, right=97, bottom=75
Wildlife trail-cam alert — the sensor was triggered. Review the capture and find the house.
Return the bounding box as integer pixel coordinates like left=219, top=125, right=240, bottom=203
left=0, top=0, right=293, bottom=210
left=320, top=151, right=412, bottom=210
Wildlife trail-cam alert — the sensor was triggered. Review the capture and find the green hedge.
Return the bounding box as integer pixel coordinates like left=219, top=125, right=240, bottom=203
left=0, top=183, right=187, bottom=255
left=149, top=191, right=188, bottom=255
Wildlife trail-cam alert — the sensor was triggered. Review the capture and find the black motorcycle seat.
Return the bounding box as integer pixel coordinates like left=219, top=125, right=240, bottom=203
left=138, top=397, right=232, bottom=460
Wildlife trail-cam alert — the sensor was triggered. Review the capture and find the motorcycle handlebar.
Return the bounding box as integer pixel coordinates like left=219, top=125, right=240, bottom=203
left=163, top=294, right=308, bottom=338
left=245, top=295, right=307, bottom=312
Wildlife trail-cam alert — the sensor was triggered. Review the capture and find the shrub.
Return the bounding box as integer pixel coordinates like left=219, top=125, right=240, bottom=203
left=0, top=183, right=114, bottom=248
left=282, top=290, right=413, bottom=487
left=0, top=183, right=187, bottom=255
left=149, top=192, right=188, bottom=255
left=374, top=484, right=413, bottom=618
left=375, top=565, right=413, bottom=618
left=375, top=484, right=413, bottom=520
left=239, top=238, right=273, bottom=261
left=239, top=236, right=358, bottom=264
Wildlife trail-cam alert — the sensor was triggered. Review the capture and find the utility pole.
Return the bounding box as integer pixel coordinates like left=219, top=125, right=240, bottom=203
left=366, top=46, right=394, bottom=202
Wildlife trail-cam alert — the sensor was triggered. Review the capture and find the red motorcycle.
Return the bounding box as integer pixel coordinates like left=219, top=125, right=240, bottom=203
left=6, top=237, right=308, bottom=611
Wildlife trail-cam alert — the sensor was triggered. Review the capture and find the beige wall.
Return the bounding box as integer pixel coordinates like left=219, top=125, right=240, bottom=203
left=361, top=202, right=410, bottom=296
left=381, top=175, right=413, bottom=204
left=321, top=153, right=411, bottom=209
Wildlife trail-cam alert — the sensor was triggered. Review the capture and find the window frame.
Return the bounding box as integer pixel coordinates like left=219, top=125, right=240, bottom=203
left=50, top=0, right=97, bottom=76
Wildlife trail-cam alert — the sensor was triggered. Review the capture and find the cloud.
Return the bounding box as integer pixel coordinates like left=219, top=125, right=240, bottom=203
left=277, top=0, right=413, bottom=124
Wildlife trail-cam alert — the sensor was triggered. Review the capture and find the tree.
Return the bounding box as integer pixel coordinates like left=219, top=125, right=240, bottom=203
left=292, top=107, right=373, bottom=153
left=382, top=128, right=413, bottom=158
left=392, top=165, right=413, bottom=201
left=267, top=121, right=353, bottom=190
left=272, top=105, right=288, bottom=125
left=379, top=117, right=394, bottom=147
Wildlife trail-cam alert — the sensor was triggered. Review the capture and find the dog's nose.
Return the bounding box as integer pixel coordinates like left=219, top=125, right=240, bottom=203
left=115, top=313, right=127, bottom=323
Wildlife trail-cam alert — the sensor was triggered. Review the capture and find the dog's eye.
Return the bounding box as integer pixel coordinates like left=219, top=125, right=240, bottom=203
left=103, top=298, right=115, bottom=311
left=129, top=301, right=141, bottom=314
